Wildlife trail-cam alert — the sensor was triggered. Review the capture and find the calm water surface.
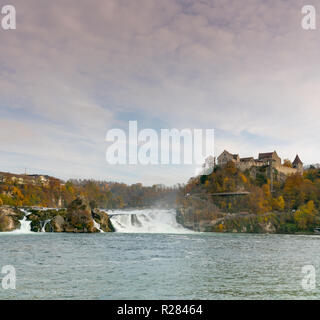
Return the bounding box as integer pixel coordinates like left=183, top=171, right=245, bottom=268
left=1, top=232, right=320, bottom=299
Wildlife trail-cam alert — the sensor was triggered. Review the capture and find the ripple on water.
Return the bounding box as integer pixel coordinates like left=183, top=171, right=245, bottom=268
left=0, top=232, right=320, bottom=299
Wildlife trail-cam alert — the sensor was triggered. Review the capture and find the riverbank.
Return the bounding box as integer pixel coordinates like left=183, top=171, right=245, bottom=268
left=176, top=206, right=320, bottom=234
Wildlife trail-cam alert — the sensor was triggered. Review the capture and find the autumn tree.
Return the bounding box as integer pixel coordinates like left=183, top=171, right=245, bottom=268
left=294, top=200, right=317, bottom=230
left=283, top=159, right=293, bottom=168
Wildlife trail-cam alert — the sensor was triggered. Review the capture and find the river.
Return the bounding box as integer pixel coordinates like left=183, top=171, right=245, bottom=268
left=0, top=208, right=320, bottom=299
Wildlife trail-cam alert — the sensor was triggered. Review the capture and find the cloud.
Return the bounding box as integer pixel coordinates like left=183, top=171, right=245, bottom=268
left=0, top=0, right=319, bottom=184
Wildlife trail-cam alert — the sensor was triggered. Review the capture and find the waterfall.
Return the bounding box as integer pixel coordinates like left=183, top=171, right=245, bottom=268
left=41, top=219, right=51, bottom=232
left=93, top=220, right=104, bottom=233
left=12, top=209, right=33, bottom=234
left=109, top=208, right=192, bottom=234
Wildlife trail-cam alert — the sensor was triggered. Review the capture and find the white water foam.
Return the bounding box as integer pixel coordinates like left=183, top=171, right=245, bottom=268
left=12, top=208, right=33, bottom=234
left=109, top=208, right=192, bottom=234
left=93, top=220, right=104, bottom=233
left=41, top=219, right=51, bottom=232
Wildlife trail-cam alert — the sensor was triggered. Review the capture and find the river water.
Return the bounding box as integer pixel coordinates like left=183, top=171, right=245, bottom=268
left=0, top=209, right=320, bottom=299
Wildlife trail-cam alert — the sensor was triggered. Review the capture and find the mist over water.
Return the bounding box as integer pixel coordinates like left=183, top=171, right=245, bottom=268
left=109, top=208, right=192, bottom=234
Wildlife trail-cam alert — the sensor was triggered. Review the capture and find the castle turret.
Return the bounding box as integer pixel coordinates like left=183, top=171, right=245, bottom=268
left=292, top=155, right=303, bottom=173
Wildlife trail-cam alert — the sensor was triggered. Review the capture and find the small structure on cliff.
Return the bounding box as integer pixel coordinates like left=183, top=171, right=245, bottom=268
left=0, top=171, right=60, bottom=186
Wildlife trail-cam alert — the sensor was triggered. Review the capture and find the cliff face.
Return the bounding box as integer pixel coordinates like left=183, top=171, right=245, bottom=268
left=176, top=206, right=224, bottom=232
left=176, top=206, right=320, bottom=234
left=0, top=206, right=24, bottom=232
left=92, top=208, right=115, bottom=232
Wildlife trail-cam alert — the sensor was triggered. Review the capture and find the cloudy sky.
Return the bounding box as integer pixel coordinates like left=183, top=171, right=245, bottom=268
left=0, top=0, right=319, bottom=185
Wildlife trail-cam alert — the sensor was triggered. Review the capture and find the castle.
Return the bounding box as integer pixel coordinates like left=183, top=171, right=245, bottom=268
left=217, top=150, right=303, bottom=175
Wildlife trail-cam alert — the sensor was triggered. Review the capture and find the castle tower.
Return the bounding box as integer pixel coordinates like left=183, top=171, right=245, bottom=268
left=292, top=155, right=303, bottom=174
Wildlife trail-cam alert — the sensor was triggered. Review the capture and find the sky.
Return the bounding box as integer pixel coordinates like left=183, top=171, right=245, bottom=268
left=0, top=0, right=319, bottom=186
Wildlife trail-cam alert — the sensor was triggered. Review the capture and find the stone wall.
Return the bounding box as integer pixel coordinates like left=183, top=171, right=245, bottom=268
left=237, top=160, right=264, bottom=171
left=275, top=164, right=297, bottom=176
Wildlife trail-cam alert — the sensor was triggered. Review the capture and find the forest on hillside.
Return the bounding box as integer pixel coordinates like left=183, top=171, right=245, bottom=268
left=178, top=162, right=320, bottom=231
left=0, top=176, right=178, bottom=209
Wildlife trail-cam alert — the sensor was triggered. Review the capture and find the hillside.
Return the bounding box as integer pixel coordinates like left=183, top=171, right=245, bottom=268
left=176, top=162, right=320, bottom=233
left=0, top=171, right=177, bottom=209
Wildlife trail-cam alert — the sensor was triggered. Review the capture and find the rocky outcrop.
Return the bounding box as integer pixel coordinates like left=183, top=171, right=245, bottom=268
left=176, top=206, right=225, bottom=232
left=28, top=209, right=66, bottom=232
left=0, top=206, right=24, bottom=232
left=0, top=197, right=115, bottom=233
left=176, top=196, right=222, bottom=232
left=211, top=213, right=278, bottom=233
left=92, top=209, right=115, bottom=232
left=63, top=197, right=99, bottom=233
left=27, top=197, right=114, bottom=233
left=176, top=204, right=319, bottom=234
left=51, top=215, right=65, bottom=232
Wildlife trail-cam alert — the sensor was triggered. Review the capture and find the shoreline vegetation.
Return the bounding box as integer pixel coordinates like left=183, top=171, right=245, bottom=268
left=1, top=162, right=320, bottom=234
left=0, top=171, right=178, bottom=209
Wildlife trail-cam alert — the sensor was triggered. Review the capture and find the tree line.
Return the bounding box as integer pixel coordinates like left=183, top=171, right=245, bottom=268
left=0, top=176, right=178, bottom=209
